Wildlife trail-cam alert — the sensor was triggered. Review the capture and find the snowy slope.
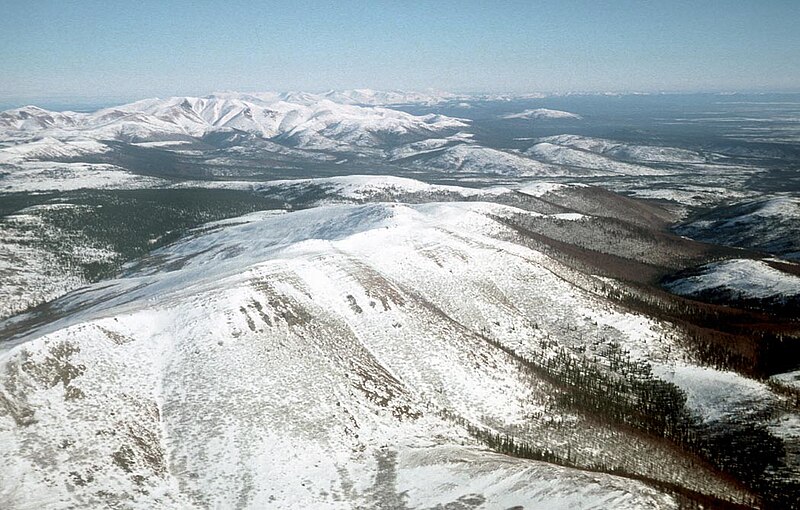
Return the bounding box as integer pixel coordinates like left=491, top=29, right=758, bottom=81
left=665, top=258, right=800, bottom=301
left=526, top=142, right=669, bottom=176
left=316, top=89, right=460, bottom=106
left=0, top=137, right=109, bottom=164
left=0, top=175, right=616, bottom=320
left=0, top=95, right=468, bottom=148
left=538, top=135, right=707, bottom=164
left=0, top=162, right=167, bottom=193
left=517, top=181, right=587, bottom=197
left=677, top=196, right=800, bottom=260
left=406, top=144, right=575, bottom=176
left=387, top=133, right=473, bottom=160
left=0, top=106, right=80, bottom=132
left=2, top=201, right=749, bottom=508
left=502, top=109, right=582, bottom=120
left=254, top=175, right=509, bottom=203
left=653, top=363, right=775, bottom=423
left=168, top=175, right=511, bottom=205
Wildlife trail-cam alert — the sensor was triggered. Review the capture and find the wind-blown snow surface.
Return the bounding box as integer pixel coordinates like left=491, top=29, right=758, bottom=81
left=0, top=202, right=699, bottom=509
left=665, top=259, right=800, bottom=300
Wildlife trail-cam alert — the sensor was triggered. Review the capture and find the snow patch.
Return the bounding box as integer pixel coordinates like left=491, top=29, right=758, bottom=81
left=652, top=363, right=774, bottom=423
left=665, top=259, right=800, bottom=300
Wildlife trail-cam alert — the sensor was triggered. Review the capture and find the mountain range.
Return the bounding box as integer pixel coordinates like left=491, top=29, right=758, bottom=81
left=1, top=90, right=799, bottom=509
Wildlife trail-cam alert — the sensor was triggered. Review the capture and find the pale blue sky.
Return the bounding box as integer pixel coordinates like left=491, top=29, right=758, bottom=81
left=1, top=0, right=799, bottom=102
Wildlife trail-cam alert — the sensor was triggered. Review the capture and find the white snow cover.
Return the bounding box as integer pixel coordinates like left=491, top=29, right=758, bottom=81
left=259, top=174, right=509, bottom=201
left=526, top=142, right=669, bottom=176
left=502, top=108, right=582, bottom=120
left=387, top=133, right=473, bottom=160
left=168, top=175, right=512, bottom=203
left=0, top=137, right=109, bottom=163
left=517, top=181, right=586, bottom=197
left=538, top=134, right=706, bottom=164
left=0, top=204, right=129, bottom=319
left=0, top=201, right=707, bottom=508
left=0, top=162, right=167, bottom=192
left=772, top=369, right=800, bottom=391
left=551, top=212, right=587, bottom=221
left=622, top=185, right=755, bottom=208
left=0, top=95, right=468, bottom=148
left=665, top=259, right=800, bottom=300
left=411, top=144, right=572, bottom=176
left=652, top=363, right=775, bottom=423
left=678, top=195, right=800, bottom=260
left=736, top=195, right=800, bottom=223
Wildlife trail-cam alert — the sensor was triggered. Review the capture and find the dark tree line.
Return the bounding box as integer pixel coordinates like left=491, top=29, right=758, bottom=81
left=466, top=427, right=565, bottom=464
left=465, top=424, right=761, bottom=510
left=478, top=333, right=799, bottom=509
left=23, top=188, right=284, bottom=282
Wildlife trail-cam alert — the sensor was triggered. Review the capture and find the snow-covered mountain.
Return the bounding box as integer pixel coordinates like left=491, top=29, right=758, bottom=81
left=251, top=175, right=508, bottom=203
left=676, top=196, right=800, bottom=260
left=0, top=106, right=81, bottom=132
left=538, top=134, right=707, bottom=164
left=502, top=108, right=582, bottom=120
left=1, top=200, right=759, bottom=508
left=401, top=144, right=573, bottom=176
left=0, top=137, right=109, bottom=164
left=316, top=89, right=461, bottom=106
left=526, top=142, right=670, bottom=176
left=665, top=258, right=800, bottom=302
left=0, top=94, right=468, bottom=148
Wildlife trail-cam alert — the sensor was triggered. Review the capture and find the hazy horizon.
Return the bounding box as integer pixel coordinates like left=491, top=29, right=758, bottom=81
left=2, top=0, right=799, bottom=104
left=4, top=88, right=800, bottom=114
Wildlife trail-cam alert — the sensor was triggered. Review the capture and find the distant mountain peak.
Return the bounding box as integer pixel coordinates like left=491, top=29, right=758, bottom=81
left=0, top=93, right=468, bottom=146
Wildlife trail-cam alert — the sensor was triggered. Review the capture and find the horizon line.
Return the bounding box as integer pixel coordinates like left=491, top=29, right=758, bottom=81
left=2, top=87, right=800, bottom=111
